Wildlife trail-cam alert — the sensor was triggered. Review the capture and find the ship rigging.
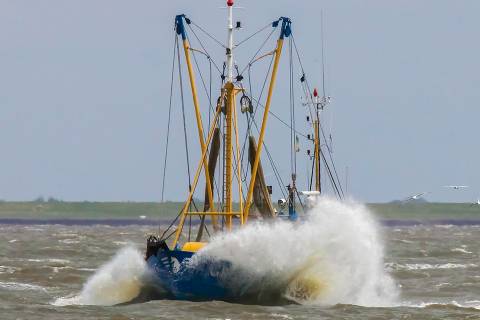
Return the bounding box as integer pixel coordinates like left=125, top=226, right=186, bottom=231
left=146, top=0, right=344, bottom=301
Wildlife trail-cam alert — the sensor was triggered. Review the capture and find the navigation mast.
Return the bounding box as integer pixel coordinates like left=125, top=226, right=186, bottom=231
left=224, top=0, right=235, bottom=229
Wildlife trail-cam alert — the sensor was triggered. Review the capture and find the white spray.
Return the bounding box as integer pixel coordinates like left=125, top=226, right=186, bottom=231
left=54, top=246, right=147, bottom=306
left=54, top=198, right=398, bottom=307
left=196, top=197, right=399, bottom=306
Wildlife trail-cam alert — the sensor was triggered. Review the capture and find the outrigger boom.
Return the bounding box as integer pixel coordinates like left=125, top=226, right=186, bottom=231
left=171, top=5, right=292, bottom=248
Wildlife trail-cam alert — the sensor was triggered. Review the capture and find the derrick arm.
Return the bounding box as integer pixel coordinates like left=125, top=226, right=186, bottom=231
left=175, top=15, right=217, bottom=230
left=243, top=18, right=292, bottom=223
left=172, top=94, right=225, bottom=248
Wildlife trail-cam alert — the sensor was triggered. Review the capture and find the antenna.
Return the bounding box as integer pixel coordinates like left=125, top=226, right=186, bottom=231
left=226, top=0, right=234, bottom=82
left=320, top=10, right=326, bottom=98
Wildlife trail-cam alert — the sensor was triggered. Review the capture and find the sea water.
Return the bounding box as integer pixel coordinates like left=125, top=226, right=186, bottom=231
left=1, top=199, right=479, bottom=319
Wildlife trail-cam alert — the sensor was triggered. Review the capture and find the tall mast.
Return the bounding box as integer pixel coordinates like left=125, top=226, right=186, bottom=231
left=226, top=0, right=234, bottom=82
left=224, top=0, right=235, bottom=229
left=313, top=88, right=321, bottom=193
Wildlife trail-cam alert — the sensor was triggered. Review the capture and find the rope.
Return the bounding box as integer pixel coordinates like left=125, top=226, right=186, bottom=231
left=300, top=81, right=315, bottom=129
left=291, top=32, right=344, bottom=199
left=160, top=33, right=177, bottom=203
left=187, top=40, right=214, bottom=141
left=250, top=96, right=308, bottom=139
left=240, top=55, right=274, bottom=177
left=295, top=188, right=306, bottom=212
left=251, top=118, right=288, bottom=200
left=187, top=23, right=223, bottom=75
left=188, top=214, right=192, bottom=241
left=186, top=21, right=229, bottom=207
left=237, top=52, right=288, bottom=200
left=235, top=22, right=273, bottom=48
left=319, top=121, right=344, bottom=198
left=321, top=149, right=343, bottom=199
left=209, top=58, right=212, bottom=128
left=186, top=29, right=220, bottom=122
left=190, top=20, right=226, bottom=49
left=159, top=208, right=183, bottom=241
left=238, top=26, right=278, bottom=76
left=176, top=36, right=193, bottom=191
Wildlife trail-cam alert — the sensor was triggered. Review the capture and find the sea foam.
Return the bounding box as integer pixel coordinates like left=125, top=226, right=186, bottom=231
left=54, top=198, right=398, bottom=307
left=196, top=197, right=399, bottom=306
left=53, top=246, right=146, bottom=306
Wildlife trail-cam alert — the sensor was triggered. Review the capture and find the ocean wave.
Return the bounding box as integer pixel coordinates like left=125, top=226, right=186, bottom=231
left=53, top=246, right=146, bottom=306
left=196, top=198, right=399, bottom=307
left=407, top=301, right=480, bottom=311
left=451, top=247, right=473, bottom=254
left=26, top=258, right=71, bottom=266
left=385, top=262, right=477, bottom=271
left=0, top=281, right=47, bottom=292
left=0, top=265, right=19, bottom=274
left=58, top=239, right=81, bottom=244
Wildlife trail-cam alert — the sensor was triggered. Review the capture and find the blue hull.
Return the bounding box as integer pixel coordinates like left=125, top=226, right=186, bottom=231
left=145, top=247, right=290, bottom=303
left=146, top=248, right=238, bottom=300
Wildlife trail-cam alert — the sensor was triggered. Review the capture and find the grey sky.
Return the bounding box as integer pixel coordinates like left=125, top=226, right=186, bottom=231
left=1, top=1, right=479, bottom=203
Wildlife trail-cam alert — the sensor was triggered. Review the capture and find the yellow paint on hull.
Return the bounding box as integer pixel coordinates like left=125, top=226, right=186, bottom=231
left=182, top=242, right=207, bottom=252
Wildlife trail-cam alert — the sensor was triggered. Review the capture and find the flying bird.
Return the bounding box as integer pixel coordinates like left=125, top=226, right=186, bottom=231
left=443, top=185, right=469, bottom=190
left=402, top=191, right=429, bottom=203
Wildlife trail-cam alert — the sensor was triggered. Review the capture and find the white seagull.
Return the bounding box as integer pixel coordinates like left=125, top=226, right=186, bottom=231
left=443, top=185, right=469, bottom=190
left=403, top=191, right=429, bottom=202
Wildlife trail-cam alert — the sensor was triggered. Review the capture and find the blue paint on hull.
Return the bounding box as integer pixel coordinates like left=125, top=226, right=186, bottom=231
left=145, top=247, right=291, bottom=303
left=146, top=249, right=235, bottom=301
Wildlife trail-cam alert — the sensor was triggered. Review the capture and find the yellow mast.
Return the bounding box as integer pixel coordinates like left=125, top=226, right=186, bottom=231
left=172, top=102, right=224, bottom=247
left=314, top=119, right=321, bottom=192
left=224, top=82, right=234, bottom=230
left=176, top=15, right=217, bottom=230
left=243, top=33, right=287, bottom=223
left=233, top=90, right=243, bottom=224
left=313, top=88, right=326, bottom=194
left=223, top=0, right=240, bottom=230
left=223, top=83, right=244, bottom=230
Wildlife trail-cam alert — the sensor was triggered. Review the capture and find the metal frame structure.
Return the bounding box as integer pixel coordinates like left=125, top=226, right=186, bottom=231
left=172, top=6, right=292, bottom=247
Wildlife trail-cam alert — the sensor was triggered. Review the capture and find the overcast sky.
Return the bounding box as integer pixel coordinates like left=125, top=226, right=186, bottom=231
left=1, top=1, right=479, bottom=203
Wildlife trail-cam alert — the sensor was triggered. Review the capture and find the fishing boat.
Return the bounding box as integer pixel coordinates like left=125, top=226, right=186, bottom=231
left=145, top=0, right=344, bottom=302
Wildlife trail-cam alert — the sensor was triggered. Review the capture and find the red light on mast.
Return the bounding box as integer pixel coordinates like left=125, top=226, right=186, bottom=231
left=313, top=88, right=318, bottom=97
left=227, top=0, right=234, bottom=6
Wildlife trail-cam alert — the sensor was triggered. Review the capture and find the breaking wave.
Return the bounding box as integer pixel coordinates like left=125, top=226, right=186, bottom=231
left=386, top=262, right=478, bottom=271
left=195, top=197, right=399, bottom=306
left=53, top=246, right=147, bottom=306
left=0, top=281, right=47, bottom=292
left=53, top=198, right=399, bottom=307
left=407, top=301, right=480, bottom=311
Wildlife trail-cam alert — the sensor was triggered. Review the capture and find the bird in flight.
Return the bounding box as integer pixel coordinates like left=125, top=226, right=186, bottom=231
left=443, top=185, right=469, bottom=190
left=402, top=191, right=429, bottom=202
